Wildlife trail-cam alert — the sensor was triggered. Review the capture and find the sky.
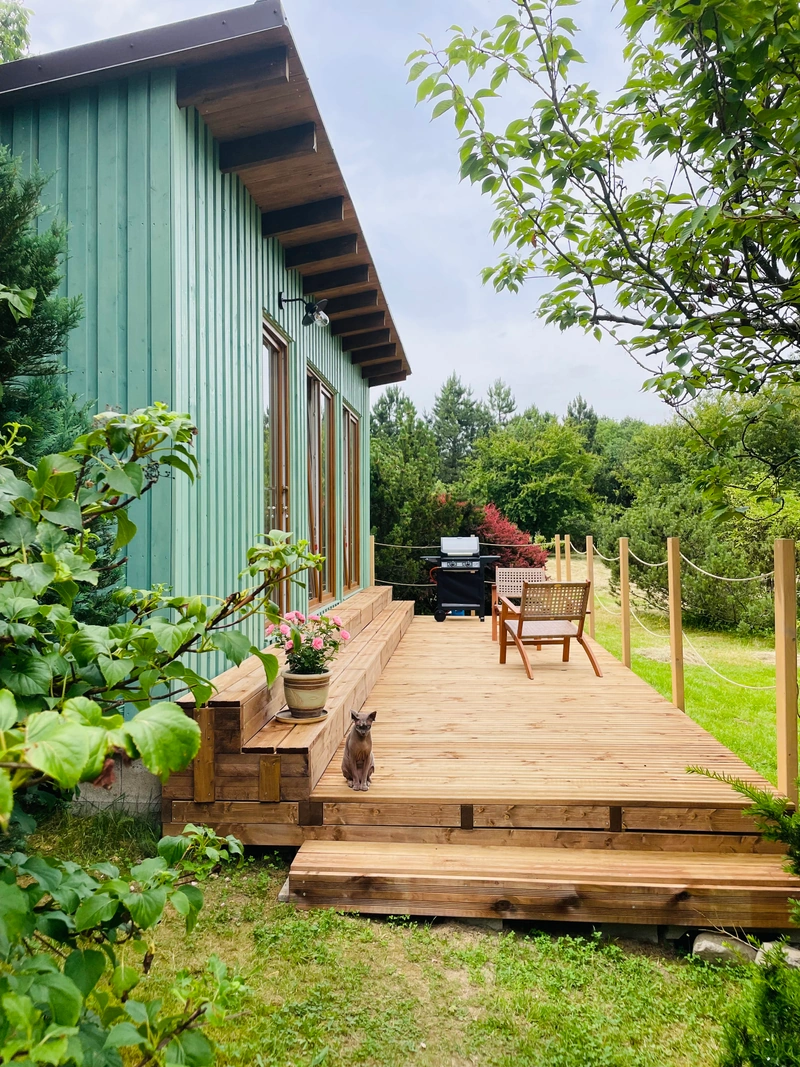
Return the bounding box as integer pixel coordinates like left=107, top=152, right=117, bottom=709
left=27, top=0, right=672, bottom=423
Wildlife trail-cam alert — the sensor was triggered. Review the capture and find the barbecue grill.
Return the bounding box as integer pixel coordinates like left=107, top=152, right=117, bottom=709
left=422, top=536, right=500, bottom=622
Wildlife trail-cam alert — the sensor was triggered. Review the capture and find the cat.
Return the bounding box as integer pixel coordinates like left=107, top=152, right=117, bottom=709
left=341, top=709, right=376, bottom=791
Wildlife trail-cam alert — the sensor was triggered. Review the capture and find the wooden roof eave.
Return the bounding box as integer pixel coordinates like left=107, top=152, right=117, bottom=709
left=0, top=3, right=410, bottom=385
left=176, top=22, right=410, bottom=383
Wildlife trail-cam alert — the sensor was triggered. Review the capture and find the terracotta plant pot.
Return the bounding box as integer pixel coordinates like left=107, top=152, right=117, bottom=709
left=282, top=668, right=331, bottom=718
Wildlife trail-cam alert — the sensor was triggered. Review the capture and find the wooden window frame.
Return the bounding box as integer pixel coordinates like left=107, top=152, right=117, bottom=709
left=342, top=405, right=361, bottom=592
left=263, top=320, right=290, bottom=612
left=307, top=371, right=336, bottom=607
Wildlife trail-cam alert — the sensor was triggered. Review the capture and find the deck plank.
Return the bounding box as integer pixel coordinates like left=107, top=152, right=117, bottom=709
left=312, top=616, right=775, bottom=810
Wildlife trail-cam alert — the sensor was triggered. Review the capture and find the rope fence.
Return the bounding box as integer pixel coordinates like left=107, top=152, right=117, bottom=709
left=679, top=553, right=774, bottom=582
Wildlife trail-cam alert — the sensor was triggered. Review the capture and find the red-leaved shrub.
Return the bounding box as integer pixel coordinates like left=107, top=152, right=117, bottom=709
left=477, top=503, right=548, bottom=569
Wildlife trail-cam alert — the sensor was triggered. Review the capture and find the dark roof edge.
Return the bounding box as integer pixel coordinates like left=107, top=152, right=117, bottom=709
left=0, top=2, right=287, bottom=101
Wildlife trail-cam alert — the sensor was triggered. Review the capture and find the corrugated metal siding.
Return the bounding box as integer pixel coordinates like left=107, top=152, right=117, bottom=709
left=1, top=79, right=372, bottom=676
left=0, top=73, right=176, bottom=595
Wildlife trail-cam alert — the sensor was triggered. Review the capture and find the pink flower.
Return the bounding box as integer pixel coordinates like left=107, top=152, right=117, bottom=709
left=266, top=624, right=275, bottom=635
left=284, top=640, right=293, bottom=651
left=331, top=616, right=343, bottom=626
left=295, top=612, right=305, bottom=623
left=312, top=636, right=324, bottom=651
left=284, top=611, right=297, bottom=622
left=279, top=624, right=290, bottom=636
left=309, top=614, right=321, bottom=621
left=340, top=630, right=350, bottom=642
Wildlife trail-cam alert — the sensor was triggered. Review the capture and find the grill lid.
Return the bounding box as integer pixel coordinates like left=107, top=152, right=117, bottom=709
left=440, top=536, right=480, bottom=558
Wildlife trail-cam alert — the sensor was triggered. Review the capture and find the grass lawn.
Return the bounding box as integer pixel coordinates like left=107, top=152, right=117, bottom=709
left=29, top=812, right=750, bottom=1067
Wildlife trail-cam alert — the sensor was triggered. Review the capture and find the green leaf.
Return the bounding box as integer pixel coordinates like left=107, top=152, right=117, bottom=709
left=111, top=964, right=140, bottom=999
left=0, top=514, right=37, bottom=546
left=30, top=970, right=83, bottom=1026
left=113, top=509, right=137, bottom=551
left=157, top=835, right=190, bottom=867
left=64, top=949, right=106, bottom=996
left=10, top=561, right=56, bottom=595
left=0, top=881, right=35, bottom=957
left=73, top=891, right=120, bottom=932
left=213, top=630, right=252, bottom=666
left=166, top=1029, right=213, bottom=1067
left=149, top=617, right=186, bottom=656
left=124, top=703, right=201, bottom=782
left=40, top=500, right=83, bottom=530
left=0, top=688, right=19, bottom=730
left=0, top=653, right=52, bottom=697
left=0, top=768, right=12, bottom=830
left=431, top=98, right=453, bottom=118
left=103, top=466, right=136, bottom=496
left=123, top=886, right=166, bottom=929
left=249, top=648, right=280, bottom=686
left=25, top=712, right=92, bottom=788
left=105, top=1022, right=146, bottom=1050
left=98, top=655, right=131, bottom=689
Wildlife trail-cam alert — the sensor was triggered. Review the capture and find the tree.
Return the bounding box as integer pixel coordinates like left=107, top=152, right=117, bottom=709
left=410, top=0, right=800, bottom=504
left=370, top=385, right=419, bottom=440
left=428, top=373, right=492, bottom=483
left=0, top=1, right=29, bottom=63
left=486, top=377, right=516, bottom=427
left=565, top=394, right=598, bottom=451
left=0, top=147, right=82, bottom=426
left=0, top=404, right=320, bottom=1065
left=466, top=410, right=596, bottom=537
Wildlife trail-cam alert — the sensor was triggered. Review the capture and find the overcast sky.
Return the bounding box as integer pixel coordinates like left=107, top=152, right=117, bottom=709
left=27, top=0, right=672, bottom=423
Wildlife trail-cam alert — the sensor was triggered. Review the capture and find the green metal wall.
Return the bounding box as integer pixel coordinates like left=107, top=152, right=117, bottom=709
left=0, top=72, right=372, bottom=672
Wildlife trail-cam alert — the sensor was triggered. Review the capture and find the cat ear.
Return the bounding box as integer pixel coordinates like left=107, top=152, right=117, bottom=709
left=366, top=711, right=377, bottom=723
left=350, top=709, right=359, bottom=722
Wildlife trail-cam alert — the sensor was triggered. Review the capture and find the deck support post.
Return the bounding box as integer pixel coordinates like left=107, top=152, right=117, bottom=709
left=370, top=535, right=375, bottom=586
left=667, top=537, right=685, bottom=711
left=555, top=535, right=562, bottom=582
left=586, top=535, right=595, bottom=638
left=774, top=539, right=798, bottom=806
left=565, top=534, right=572, bottom=580
left=619, top=537, right=631, bottom=668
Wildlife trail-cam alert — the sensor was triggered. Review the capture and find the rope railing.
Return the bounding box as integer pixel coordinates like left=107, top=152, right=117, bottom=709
left=681, top=631, right=776, bottom=691
left=628, top=549, right=668, bottom=568
left=679, top=553, right=774, bottom=582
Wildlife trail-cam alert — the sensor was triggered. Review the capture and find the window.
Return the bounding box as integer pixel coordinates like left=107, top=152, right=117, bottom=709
left=263, top=322, right=290, bottom=610
left=343, top=407, right=360, bottom=591
left=307, top=373, right=335, bottom=605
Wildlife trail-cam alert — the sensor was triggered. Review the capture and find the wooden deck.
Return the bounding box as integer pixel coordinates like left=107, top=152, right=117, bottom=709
left=165, top=593, right=800, bottom=926
left=312, top=616, right=773, bottom=825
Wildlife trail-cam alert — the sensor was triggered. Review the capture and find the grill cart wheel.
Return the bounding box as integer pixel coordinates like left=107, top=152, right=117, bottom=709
left=434, top=608, right=447, bottom=623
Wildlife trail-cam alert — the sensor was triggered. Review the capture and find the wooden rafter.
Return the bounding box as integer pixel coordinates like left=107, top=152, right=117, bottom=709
left=219, top=122, right=316, bottom=174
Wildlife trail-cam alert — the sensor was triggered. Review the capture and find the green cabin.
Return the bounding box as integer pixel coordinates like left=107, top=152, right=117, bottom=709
left=0, top=3, right=410, bottom=657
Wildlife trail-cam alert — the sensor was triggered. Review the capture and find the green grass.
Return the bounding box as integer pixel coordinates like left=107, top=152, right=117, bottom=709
left=135, top=852, right=746, bottom=1067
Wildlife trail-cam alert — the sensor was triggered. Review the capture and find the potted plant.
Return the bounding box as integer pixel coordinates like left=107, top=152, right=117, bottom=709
left=269, top=611, right=350, bottom=718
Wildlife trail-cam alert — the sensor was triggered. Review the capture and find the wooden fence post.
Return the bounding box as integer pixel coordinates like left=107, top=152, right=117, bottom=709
left=619, top=537, right=631, bottom=668
left=667, top=536, right=685, bottom=711
left=586, top=535, right=595, bottom=639
left=775, top=539, right=798, bottom=806
left=555, top=534, right=562, bottom=582
left=565, top=534, right=572, bottom=580
left=370, top=535, right=375, bottom=586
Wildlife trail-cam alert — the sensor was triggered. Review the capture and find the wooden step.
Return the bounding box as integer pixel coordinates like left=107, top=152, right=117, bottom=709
left=286, top=840, right=800, bottom=928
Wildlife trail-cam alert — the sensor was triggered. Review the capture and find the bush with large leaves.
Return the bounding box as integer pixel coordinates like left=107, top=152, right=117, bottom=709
left=0, top=401, right=321, bottom=1064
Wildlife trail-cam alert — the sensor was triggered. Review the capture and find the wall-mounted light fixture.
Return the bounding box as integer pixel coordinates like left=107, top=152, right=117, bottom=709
left=278, top=291, right=330, bottom=328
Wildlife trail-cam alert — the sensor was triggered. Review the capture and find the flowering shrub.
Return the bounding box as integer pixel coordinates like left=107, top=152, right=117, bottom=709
left=477, top=503, right=548, bottom=568
left=268, top=611, right=350, bottom=675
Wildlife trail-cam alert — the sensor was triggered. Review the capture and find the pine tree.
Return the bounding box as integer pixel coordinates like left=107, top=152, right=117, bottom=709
left=565, top=394, right=599, bottom=452
left=429, top=373, right=492, bottom=484
left=486, top=378, right=516, bottom=427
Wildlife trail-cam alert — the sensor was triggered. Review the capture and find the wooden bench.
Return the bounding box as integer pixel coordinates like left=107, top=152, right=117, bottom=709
left=162, top=588, right=414, bottom=841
